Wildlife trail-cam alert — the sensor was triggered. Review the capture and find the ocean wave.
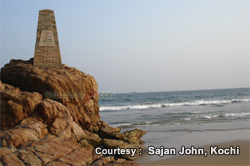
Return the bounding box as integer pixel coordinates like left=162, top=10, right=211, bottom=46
left=100, top=104, right=162, bottom=111
left=100, top=98, right=250, bottom=111
left=183, top=118, right=191, bottom=121
left=223, top=112, right=250, bottom=117
left=109, top=113, right=249, bottom=128
left=202, top=115, right=219, bottom=119
left=111, top=121, right=158, bottom=128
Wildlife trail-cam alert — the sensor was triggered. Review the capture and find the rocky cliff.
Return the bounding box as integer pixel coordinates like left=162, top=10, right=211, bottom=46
left=0, top=59, right=146, bottom=166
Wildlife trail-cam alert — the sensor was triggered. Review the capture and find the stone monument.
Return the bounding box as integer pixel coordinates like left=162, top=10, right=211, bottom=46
left=33, top=9, right=62, bottom=68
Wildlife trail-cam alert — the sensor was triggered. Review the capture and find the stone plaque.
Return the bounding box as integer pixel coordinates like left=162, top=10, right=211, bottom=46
left=39, top=30, right=56, bottom=46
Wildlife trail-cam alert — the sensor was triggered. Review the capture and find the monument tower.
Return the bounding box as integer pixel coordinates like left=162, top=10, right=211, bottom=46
left=33, top=9, right=62, bottom=68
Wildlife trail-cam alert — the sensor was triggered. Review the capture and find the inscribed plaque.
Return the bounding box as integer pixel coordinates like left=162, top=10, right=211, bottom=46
left=39, top=30, right=56, bottom=46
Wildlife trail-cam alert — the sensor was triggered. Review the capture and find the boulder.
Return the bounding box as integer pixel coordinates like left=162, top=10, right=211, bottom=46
left=105, top=161, right=139, bottom=166
left=102, top=139, right=125, bottom=149
left=0, top=80, right=43, bottom=130
left=1, top=60, right=100, bottom=130
left=82, top=129, right=102, bottom=147
left=37, top=99, right=71, bottom=124
left=121, top=129, right=146, bottom=144
left=0, top=153, right=26, bottom=166
left=25, top=136, right=82, bottom=165
left=15, top=149, right=42, bottom=166
left=0, top=135, right=103, bottom=166
left=108, top=128, right=146, bottom=144
left=0, top=121, right=48, bottom=148
left=0, top=59, right=146, bottom=166
left=0, top=144, right=17, bottom=157
left=116, top=159, right=126, bottom=164
left=98, top=121, right=121, bottom=139
left=20, top=111, right=45, bottom=125
left=91, top=156, right=115, bottom=166
left=45, top=161, right=70, bottom=166
left=58, top=146, right=93, bottom=165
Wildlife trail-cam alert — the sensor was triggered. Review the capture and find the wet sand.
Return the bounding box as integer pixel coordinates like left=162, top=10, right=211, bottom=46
left=134, top=128, right=250, bottom=166
left=140, top=140, right=249, bottom=165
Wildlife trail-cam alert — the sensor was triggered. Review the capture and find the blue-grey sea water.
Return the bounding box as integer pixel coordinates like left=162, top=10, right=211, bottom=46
left=99, top=88, right=250, bottom=162
left=99, top=88, right=250, bottom=132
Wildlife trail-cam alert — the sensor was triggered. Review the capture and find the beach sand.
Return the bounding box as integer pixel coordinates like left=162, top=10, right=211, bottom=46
left=140, top=140, right=249, bottom=166
left=134, top=128, right=250, bottom=166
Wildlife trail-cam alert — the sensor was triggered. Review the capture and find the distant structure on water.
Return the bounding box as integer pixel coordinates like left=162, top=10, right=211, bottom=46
left=33, top=9, right=62, bottom=69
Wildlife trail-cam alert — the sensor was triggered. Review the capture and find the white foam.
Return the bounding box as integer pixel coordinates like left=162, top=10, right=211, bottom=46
left=145, top=121, right=157, bottom=124
left=99, top=98, right=250, bottom=111
left=100, top=104, right=162, bottom=111
left=202, top=115, right=219, bottom=119
left=111, top=123, right=133, bottom=127
left=223, top=112, right=250, bottom=117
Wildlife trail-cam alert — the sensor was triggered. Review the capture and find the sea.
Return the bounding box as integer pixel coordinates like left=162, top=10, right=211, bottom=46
left=98, top=88, right=250, bottom=161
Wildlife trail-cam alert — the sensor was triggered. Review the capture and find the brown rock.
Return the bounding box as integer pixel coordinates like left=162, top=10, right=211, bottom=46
left=0, top=81, right=43, bottom=130
left=58, top=147, right=93, bottom=165
left=122, top=161, right=140, bottom=166
left=102, top=139, right=124, bottom=149
left=123, top=129, right=146, bottom=144
left=99, top=124, right=121, bottom=139
left=83, top=129, right=101, bottom=147
left=116, top=158, right=126, bottom=164
left=0, top=144, right=17, bottom=157
left=18, top=136, right=82, bottom=165
left=33, top=138, right=81, bottom=159
left=102, top=156, right=115, bottom=165
left=0, top=121, right=48, bottom=148
left=0, top=59, right=147, bottom=166
left=45, top=161, right=70, bottom=166
left=92, top=151, right=103, bottom=162
left=37, top=98, right=71, bottom=124
left=56, top=118, right=87, bottom=142
left=80, top=139, right=94, bottom=149
left=20, top=111, right=45, bottom=125
left=69, top=120, right=87, bottom=141
left=33, top=151, right=54, bottom=165
left=23, top=134, right=56, bottom=148
left=0, top=137, right=83, bottom=166
left=48, top=118, right=68, bottom=135
left=91, top=159, right=104, bottom=166
left=36, top=98, right=88, bottom=142
left=113, top=129, right=146, bottom=144
left=105, top=163, right=123, bottom=166
left=1, top=60, right=100, bottom=130
left=1, top=153, right=25, bottom=166
left=91, top=156, right=115, bottom=166
left=105, top=160, right=139, bottom=166
left=16, top=149, right=42, bottom=166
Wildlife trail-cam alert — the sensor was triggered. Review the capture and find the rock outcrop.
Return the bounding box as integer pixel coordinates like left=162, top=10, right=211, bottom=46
left=1, top=58, right=100, bottom=131
left=0, top=81, right=43, bottom=130
left=0, top=59, right=146, bottom=166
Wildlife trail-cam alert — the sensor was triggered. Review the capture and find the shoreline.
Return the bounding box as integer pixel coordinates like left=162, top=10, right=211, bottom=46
left=135, top=128, right=250, bottom=165
left=139, top=139, right=250, bottom=165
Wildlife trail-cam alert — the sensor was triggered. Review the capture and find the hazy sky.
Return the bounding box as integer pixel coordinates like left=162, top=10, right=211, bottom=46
left=1, top=0, right=249, bottom=93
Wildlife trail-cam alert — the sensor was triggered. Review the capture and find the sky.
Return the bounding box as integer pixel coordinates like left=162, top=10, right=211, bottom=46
left=1, top=0, right=249, bottom=93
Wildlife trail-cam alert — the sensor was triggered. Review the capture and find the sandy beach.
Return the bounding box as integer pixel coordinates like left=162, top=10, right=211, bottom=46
left=134, top=128, right=250, bottom=166
left=140, top=140, right=249, bottom=166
